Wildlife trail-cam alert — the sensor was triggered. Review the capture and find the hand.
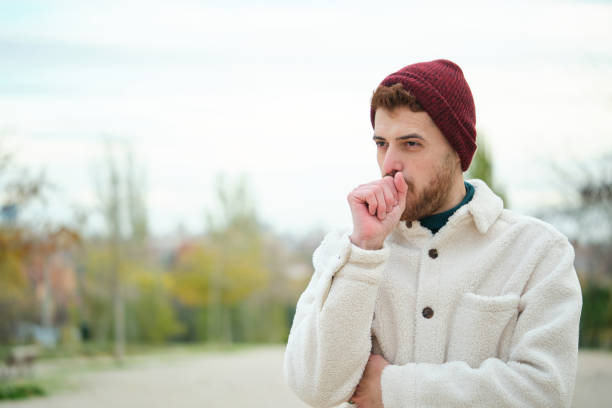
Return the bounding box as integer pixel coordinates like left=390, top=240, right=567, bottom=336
left=349, top=353, right=390, bottom=408
left=348, top=173, right=407, bottom=250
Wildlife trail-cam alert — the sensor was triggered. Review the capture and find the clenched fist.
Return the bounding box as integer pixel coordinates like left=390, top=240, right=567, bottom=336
left=347, top=172, right=408, bottom=250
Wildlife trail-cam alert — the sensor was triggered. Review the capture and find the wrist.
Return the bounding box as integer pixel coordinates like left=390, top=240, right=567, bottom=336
left=349, top=234, right=384, bottom=250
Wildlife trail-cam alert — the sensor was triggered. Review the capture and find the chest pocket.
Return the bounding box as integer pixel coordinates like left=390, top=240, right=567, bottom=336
left=446, top=292, right=520, bottom=368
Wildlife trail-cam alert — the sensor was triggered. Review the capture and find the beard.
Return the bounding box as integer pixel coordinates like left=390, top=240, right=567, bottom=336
left=399, top=153, right=458, bottom=222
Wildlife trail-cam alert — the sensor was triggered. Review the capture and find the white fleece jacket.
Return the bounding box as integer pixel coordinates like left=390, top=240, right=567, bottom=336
left=284, top=179, right=582, bottom=408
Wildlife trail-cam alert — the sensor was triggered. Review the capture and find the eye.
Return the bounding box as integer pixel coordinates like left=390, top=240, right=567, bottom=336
left=405, top=141, right=420, bottom=147
left=375, top=141, right=388, bottom=148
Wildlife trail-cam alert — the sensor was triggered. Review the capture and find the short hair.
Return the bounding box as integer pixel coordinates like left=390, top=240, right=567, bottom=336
left=370, top=83, right=424, bottom=118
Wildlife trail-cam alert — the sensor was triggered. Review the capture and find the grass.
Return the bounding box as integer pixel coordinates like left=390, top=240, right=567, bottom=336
left=38, top=341, right=282, bottom=360
left=0, top=381, right=46, bottom=400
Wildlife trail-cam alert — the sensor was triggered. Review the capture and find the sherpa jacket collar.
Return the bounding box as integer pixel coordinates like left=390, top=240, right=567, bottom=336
left=394, top=178, right=504, bottom=242
left=465, top=178, right=504, bottom=234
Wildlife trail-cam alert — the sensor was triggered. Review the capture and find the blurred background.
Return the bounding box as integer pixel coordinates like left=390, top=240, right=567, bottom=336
left=1, top=0, right=611, bottom=406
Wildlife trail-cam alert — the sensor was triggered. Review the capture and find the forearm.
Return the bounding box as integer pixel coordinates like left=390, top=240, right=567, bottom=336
left=284, top=231, right=389, bottom=407
left=382, top=355, right=577, bottom=408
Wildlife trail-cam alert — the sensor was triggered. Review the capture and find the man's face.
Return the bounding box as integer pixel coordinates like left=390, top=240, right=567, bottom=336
left=373, top=107, right=461, bottom=222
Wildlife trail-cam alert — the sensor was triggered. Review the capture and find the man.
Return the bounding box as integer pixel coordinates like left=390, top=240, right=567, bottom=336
left=284, top=59, right=582, bottom=408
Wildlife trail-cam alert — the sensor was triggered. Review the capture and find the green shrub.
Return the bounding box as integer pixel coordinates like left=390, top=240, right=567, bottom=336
left=0, top=382, right=46, bottom=400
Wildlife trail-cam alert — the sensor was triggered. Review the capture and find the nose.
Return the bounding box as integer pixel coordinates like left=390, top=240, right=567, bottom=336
left=381, top=145, right=403, bottom=177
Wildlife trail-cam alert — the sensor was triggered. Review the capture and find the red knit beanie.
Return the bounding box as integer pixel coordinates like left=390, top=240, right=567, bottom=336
left=370, top=59, right=477, bottom=171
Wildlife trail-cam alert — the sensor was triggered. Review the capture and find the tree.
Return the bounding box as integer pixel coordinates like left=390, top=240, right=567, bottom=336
left=92, top=140, right=151, bottom=360
left=465, top=135, right=509, bottom=207
left=549, top=154, right=612, bottom=257
left=95, top=141, right=125, bottom=361
left=205, top=175, right=269, bottom=342
left=170, top=174, right=269, bottom=343
left=0, top=142, right=79, bottom=345
left=125, top=261, right=184, bottom=344
left=567, top=154, right=612, bottom=245
left=548, top=153, right=612, bottom=348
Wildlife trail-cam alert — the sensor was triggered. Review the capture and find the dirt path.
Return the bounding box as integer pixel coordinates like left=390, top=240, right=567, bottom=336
left=2, top=345, right=309, bottom=408
left=572, top=350, right=612, bottom=408
left=1, top=347, right=610, bottom=407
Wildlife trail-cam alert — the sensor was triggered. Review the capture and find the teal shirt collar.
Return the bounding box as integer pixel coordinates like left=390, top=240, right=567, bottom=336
left=419, top=181, right=475, bottom=235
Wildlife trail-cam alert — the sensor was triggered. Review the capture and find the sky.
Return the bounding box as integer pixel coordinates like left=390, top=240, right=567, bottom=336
left=1, top=0, right=611, bottom=237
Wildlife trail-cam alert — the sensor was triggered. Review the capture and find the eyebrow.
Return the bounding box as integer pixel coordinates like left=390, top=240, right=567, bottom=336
left=372, top=133, right=425, bottom=141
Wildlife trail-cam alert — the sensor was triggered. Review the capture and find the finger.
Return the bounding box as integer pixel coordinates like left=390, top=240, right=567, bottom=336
left=349, top=187, right=378, bottom=217
left=364, top=189, right=378, bottom=216
left=382, top=176, right=399, bottom=202
left=373, top=187, right=386, bottom=220
left=380, top=178, right=398, bottom=210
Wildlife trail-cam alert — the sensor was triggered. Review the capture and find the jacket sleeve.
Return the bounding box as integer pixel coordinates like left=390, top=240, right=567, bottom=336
left=380, top=237, right=583, bottom=408
left=283, top=229, right=390, bottom=407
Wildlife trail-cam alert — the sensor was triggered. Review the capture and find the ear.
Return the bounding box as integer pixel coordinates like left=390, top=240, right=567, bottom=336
left=452, top=151, right=464, bottom=174
left=453, top=150, right=461, bottom=166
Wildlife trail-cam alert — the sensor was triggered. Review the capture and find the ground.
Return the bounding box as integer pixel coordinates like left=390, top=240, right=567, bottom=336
left=1, top=346, right=610, bottom=407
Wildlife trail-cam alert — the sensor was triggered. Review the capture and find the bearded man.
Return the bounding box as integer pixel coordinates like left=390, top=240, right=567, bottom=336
left=283, top=59, right=582, bottom=408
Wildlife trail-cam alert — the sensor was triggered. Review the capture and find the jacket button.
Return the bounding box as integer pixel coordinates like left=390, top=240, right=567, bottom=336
left=422, top=307, right=434, bottom=319
left=428, top=248, right=438, bottom=259
left=406, top=221, right=412, bottom=228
